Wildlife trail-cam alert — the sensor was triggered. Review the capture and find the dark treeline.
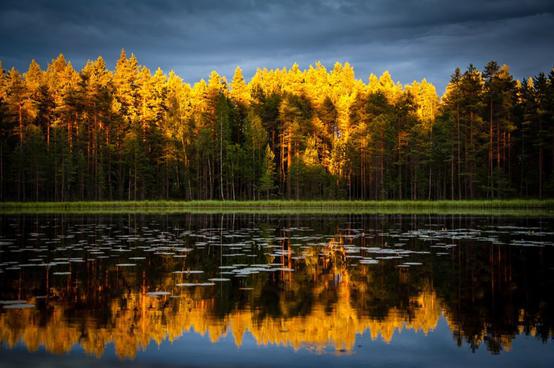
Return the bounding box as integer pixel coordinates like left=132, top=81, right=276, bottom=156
left=0, top=52, right=553, bottom=201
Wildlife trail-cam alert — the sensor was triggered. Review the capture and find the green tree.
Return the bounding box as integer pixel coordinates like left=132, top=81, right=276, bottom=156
left=259, top=144, right=276, bottom=198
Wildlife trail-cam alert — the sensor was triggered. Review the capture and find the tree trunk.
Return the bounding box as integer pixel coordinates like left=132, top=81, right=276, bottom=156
left=489, top=98, right=493, bottom=198
left=456, top=105, right=461, bottom=200
left=287, top=129, right=292, bottom=198
left=18, top=103, right=23, bottom=144
left=219, top=110, right=225, bottom=201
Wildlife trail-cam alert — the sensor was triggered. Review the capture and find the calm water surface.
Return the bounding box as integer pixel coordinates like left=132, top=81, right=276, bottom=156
left=0, top=213, right=553, bottom=367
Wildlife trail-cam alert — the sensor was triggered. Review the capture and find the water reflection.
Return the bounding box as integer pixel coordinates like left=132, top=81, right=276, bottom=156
left=0, top=214, right=552, bottom=360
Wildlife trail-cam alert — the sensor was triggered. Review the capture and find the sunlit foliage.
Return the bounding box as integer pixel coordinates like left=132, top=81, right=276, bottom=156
left=0, top=53, right=552, bottom=200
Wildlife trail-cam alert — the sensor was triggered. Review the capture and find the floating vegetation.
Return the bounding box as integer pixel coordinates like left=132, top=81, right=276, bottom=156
left=173, top=270, right=204, bottom=274
left=360, top=259, right=379, bottom=265
left=0, top=300, right=27, bottom=305
left=2, top=303, right=35, bottom=309
left=176, top=282, right=215, bottom=287
left=146, top=291, right=171, bottom=297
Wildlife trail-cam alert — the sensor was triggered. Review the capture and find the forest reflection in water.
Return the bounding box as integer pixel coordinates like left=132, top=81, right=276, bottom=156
left=0, top=213, right=553, bottom=361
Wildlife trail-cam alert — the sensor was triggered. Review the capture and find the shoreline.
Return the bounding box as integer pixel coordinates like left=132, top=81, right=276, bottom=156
left=1, top=199, right=553, bottom=216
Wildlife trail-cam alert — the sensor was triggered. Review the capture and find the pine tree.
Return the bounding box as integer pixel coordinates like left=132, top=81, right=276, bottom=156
left=259, top=144, right=276, bottom=199
left=0, top=55, right=552, bottom=201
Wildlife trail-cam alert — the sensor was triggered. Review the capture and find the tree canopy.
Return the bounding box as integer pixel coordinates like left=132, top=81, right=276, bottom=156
left=0, top=53, right=552, bottom=200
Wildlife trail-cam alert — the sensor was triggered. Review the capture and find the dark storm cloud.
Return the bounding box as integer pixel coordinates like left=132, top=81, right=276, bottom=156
left=1, top=0, right=553, bottom=92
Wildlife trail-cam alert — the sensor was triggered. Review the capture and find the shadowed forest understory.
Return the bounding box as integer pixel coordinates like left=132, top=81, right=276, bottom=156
left=1, top=52, right=553, bottom=201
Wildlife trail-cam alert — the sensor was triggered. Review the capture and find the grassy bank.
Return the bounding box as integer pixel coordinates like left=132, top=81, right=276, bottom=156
left=0, top=199, right=553, bottom=216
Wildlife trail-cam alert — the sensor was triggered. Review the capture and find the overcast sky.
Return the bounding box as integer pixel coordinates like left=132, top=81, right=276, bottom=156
left=1, top=0, right=553, bottom=93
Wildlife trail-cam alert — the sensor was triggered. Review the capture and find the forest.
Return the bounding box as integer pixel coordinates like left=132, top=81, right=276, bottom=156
left=0, top=51, right=553, bottom=201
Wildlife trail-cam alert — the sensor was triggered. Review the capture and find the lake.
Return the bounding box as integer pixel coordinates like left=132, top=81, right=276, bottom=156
left=0, top=213, right=553, bottom=367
